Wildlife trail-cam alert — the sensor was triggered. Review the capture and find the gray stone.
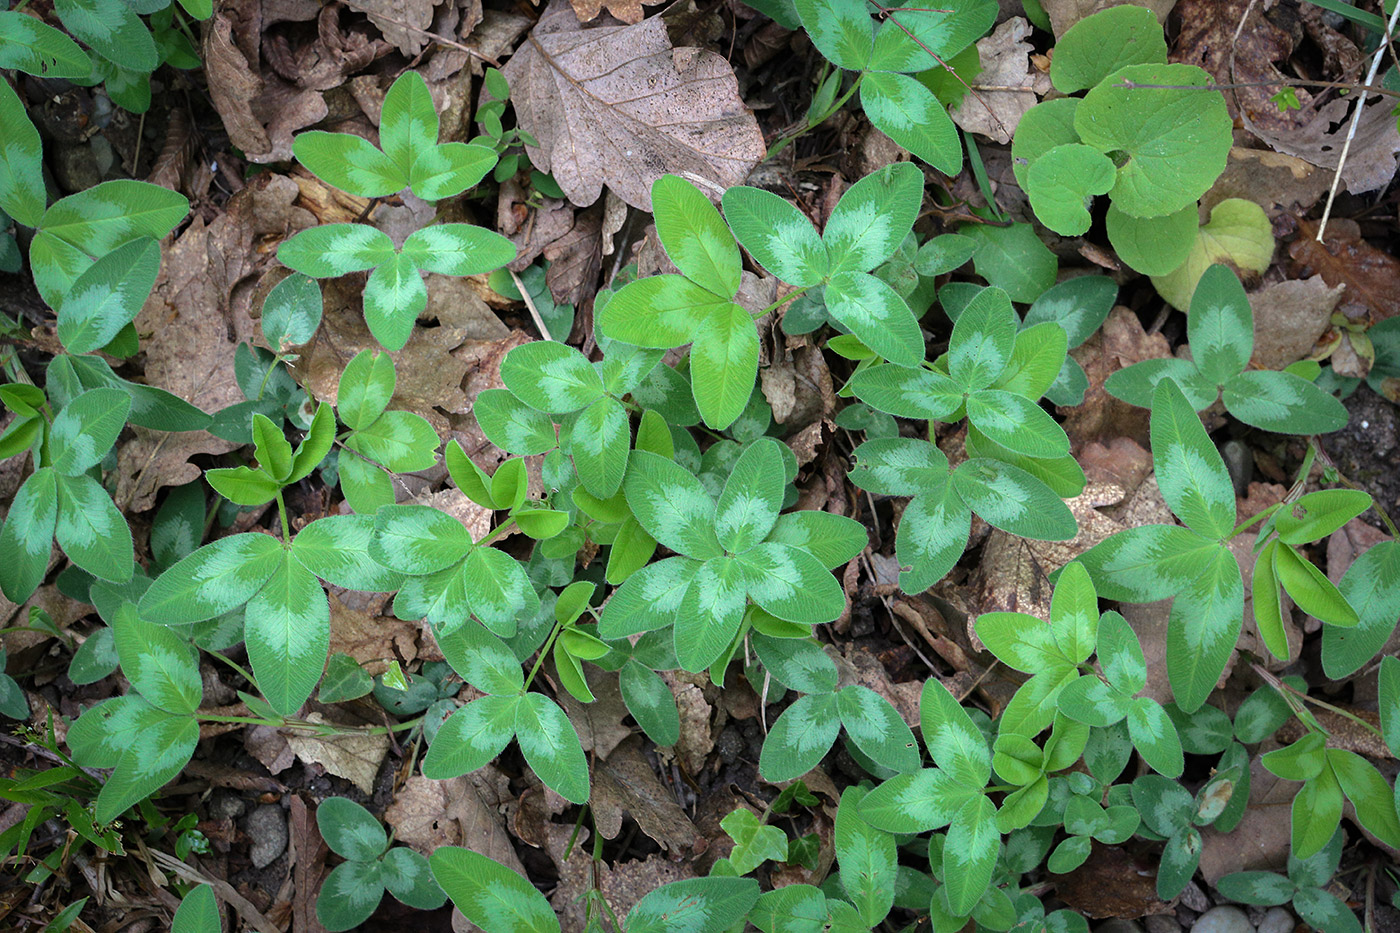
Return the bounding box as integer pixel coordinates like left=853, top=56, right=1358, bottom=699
left=1221, top=440, right=1252, bottom=496
left=246, top=803, right=287, bottom=869
left=1180, top=882, right=1212, bottom=914
left=1097, top=920, right=1144, bottom=933
left=1146, top=914, right=1183, bottom=933
left=1257, top=907, right=1294, bottom=933
left=208, top=792, right=245, bottom=820
left=1192, top=906, right=1255, bottom=933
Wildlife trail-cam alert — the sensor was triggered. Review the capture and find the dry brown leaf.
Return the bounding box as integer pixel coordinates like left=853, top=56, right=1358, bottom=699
left=264, top=5, right=383, bottom=92
left=1250, top=276, right=1345, bottom=370
left=325, top=592, right=420, bottom=677
left=544, top=823, right=697, bottom=933
left=1328, top=518, right=1391, bottom=583
left=1052, top=842, right=1171, bottom=918
left=385, top=773, right=526, bottom=871
left=1247, top=95, right=1400, bottom=196
left=1040, top=0, right=1174, bottom=36
left=343, top=0, right=439, bottom=57
left=502, top=0, right=765, bottom=211
left=663, top=672, right=712, bottom=775
left=556, top=669, right=632, bottom=760
left=285, top=712, right=389, bottom=794
left=567, top=0, right=661, bottom=25
left=542, top=202, right=605, bottom=309
left=835, top=645, right=921, bottom=730
left=289, top=795, right=330, bottom=933
left=949, top=18, right=1047, bottom=145
left=1202, top=149, right=1332, bottom=224
left=1290, top=219, right=1400, bottom=322
left=245, top=724, right=297, bottom=775
left=590, top=736, right=704, bottom=854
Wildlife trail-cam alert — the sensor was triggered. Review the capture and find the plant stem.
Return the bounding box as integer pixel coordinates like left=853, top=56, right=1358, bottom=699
left=523, top=622, right=562, bottom=692
left=275, top=489, right=290, bottom=544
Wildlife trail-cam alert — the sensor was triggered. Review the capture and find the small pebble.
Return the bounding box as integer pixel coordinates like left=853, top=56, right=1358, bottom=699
left=1221, top=440, right=1252, bottom=496
left=1181, top=882, right=1212, bottom=914
left=208, top=792, right=245, bottom=820
left=1192, top=905, right=1255, bottom=933
left=1257, top=907, right=1293, bottom=933
left=246, top=803, right=288, bottom=869
left=1147, top=914, right=1183, bottom=933
left=1096, top=920, right=1144, bottom=933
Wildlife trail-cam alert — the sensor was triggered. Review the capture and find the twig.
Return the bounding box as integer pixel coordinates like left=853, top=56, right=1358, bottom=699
left=1316, top=0, right=1400, bottom=240
left=351, top=9, right=501, bottom=67
left=510, top=268, right=553, bottom=341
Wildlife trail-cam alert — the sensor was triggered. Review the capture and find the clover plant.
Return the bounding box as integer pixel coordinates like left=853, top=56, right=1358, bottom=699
left=314, top=797, right=446, bottom=931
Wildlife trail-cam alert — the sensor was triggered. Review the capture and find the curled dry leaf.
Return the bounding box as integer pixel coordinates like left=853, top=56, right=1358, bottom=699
left=1290, top=219, right=1400, bottom=322
left=950, top=18, right=1048, bottom=145
left=502, top=0, right=766, bottom=211
left=386, top=772, right=526, bottom=870
left=285, top=711, right=389, bottom=795
left=590, top=736, right=704, bottom=854
left=342, top=0, right=439, bottom=57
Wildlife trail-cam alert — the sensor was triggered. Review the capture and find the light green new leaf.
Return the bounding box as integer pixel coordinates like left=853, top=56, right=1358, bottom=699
left=837, top=684, right=920, bottom=773
left=293, top=131, right=405, bottom=198
left=860, top=73, right=961, bottom=175
left=409, top=142, right=498, bottom=201
left=824, top=162, right=923, bottom=275
left=473, top=389, right=559, bottom=455
left=949, top=286, right=1018, bottom=391
left=1327, top=749, right=1400, bottom=850
left=246, top=549, right=330, bottom=715
left=140, top=533, right=283, bottom=624
left=276, top=223, right=395, bottom=278
left=721, top=186, right=827, bottom=286
left=364, top=252, right=426, bottom=351
left=422, top=694, right=519, bottom=779
left=737, top=543, right=846, bottom=625
left=825, top=272, right=924, bottom=367
left=952, top=458, right=1077, bottom=541
left=430, top=848, right=560, bottom=933
left=674, top=556, right=747, bottom=671
left=379, top=71, right=438, bottom=180
left=759, top=692, right=840, bottom=783
left=1049, top=4, right=1167, bottom=93
left=1274, top=489, right=1372, bottom=546
left=569, top=396, right=630, bottom=499
left=624, top=450, right=721, bottom=560
left=715, top=437, right=785, bottom=553
left=462, top=545, right=537, bottom=637
left=1151, top=377, right=1235, bottom=540
left=1105, top=202, right=1198, bottom=276
left=1275, top=543, right=1358, bottom=627
left=346, top=409, right=440, bottom=471
left=1221, top=370, right=1349, bottom=435
left=514, top=692, right=589, bottom=803
left=400, top=223, right=516, bottom=277
left=1049, top=560, right=1098, bottom=664
left=371, top=504, right=472, bottom=575
left=1025, top=144, right=1116, bottom=236
left=793, top=0, right=872, bottom=70
left=0, top=11, right=91, bottom=78
left=1074, top=63, right=1231, bottom=218
left=994, top=322, right=1068, bottom=402
left=49, top=387, right=131, bottom=476
left=1291, top=766, right=1343, bottom=860
left=112, top=601, right=200, bottom=715
left=690, top=302, right=759, bottom=430
left=1166, top=544, right=1242, bottom=712
left=55, top=473, right=134, bottom=583
left=721, top=808, right=788, bottom=874
left=336, top=348, right=396, bottom=432
left=975, top=611, right=1066, bottom=673
left=57, top=237, right=161, bottom=355
left=652, top=174, right=741, bottom=298
left=501, top=341, right=602, bottom=414
left=1188, top=264, right=1253, bottom=385
left=848, top=363, right=964, bottom=421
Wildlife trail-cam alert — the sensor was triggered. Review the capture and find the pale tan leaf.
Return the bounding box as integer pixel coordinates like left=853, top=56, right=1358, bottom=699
left=285, top=713, right=389, bottom=794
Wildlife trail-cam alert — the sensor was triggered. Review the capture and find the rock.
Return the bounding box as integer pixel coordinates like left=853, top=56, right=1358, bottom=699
left=1181, top=882, right=1213, bottom=914
left=1257, top=907, right=1293, bottom=933
left=1221, top=439, right=1252, bottom=496
left=1097, top=920, right=1145, bottom=933
left=1193, top=906, right=1255, bottom=933
left=208, top=791, right=246, bottom=820
left=246, top=803, right=288, bottom=869
left=1147, top=914, right=1183, bottom=933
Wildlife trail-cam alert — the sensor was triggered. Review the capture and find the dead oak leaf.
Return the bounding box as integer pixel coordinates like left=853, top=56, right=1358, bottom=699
left=386, top=772, right=526, bottom=869
left=590, top=736, right=704, bottom=854
left=502, top=0, right=765, bottom=211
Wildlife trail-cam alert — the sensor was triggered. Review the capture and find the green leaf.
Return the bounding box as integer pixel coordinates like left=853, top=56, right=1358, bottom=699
left=964, top=390, right=1071, bottom=459
left=1157, top=827, right=1202, bottom=899
left=55, top=473, right=133, bottom=584
left=409, top=143, right=498, bottom=201
left=1151, top=377, right=1235, bottom=540
left=1188, top=264, right=1253, bottom=385
left=347, top=409, right=440, bottom=472
left=0, top=11, right=91, bottom=77
left=1049, top=4, right=1167, bottom=93
left=1291, top=765, right=1343, bottom=860
left=620, top=659, right=680, bottom=746
left=720, top=187, right=827, bottom=287
left=246, top=549, right=330, bottom=715
left=364, top=251, right=427, bottom=351
left=1056, top=675, right=1131, bottom=728
left=1151, top=197, right=1276, bottom=312
left=674, top=556, right=747, bottom=671
left=858, top=768, right=970, bottom=833
left=379, top=70, right=438, bottom=181
left=1105, top=202, right=1198, bottom=276
left=276, top=223, right=395, bottom=278
left=975, top=611, right=1068, bottom=673
left=461, top=545, right=537, bottom=637
left=995, top=322, right=1069, bottom=402
left=430, top=848, right=560, bottom=933
left=860, top=73, right=962, bottom=175
left=568, top=396, right=630, bottom=499
left=37, top=180, right=186, bottom=261
left=1252, top=539, right=1290, bottom=661
left=422, top=693, right=519, bottom=779
left=1215, top=872, right=1295, bottom=907
left=949, top=286, right=1018, bottom=391
left=623, top=450, right=721, bottom=560
left=960, top=221, right=1058, bottom=303
left=380, top=846, right=445, bottom=911
left=599, top=556, right=701, bottom=638
left=848, top=363, right=964, bottom=421
left=57, top=237, right=161, bottom=355
left=316, top=796, right=388, bottom=861
left=721, top=808, right=788, bottom=874
left=793, top=0, right=872, bottom=70
left=1074, top=63, right=1231, bottom=218
left=371, top=504, right=472, bottom=575
left=501, top=341, right=602, bottom=414
left=837, top=684, right=920, bottom=773
left=715, top=437, right=785, bottom=553
left=49, top=387, right=131, bottom=476
left=1011, top=98, right=1082, bottom=192
left=52, top=0, right=157, bottom=73
left=262, top=272, right=323, bottom=350
left=1263, top=732, right=1328, bottom=782
left=835, top=786, right=897, bottom=927
left=1096, top=609, right=1146, bottom=695
left=1327, top=749, right=1400, bottom=849
left=1222, top=370, right=1350, bottom=435
left=436, top=621, right=523, bottom=695
left=1293, top=887, right=1362, bottom=933
left=514, top=692, right=589, bottom=803
left=339, top=451, right=394, bottom=514
left=112, top=601, right=200, bottom=714
left=752, top=632, right=838, bottom=693
left=894, top=481, right=970, bottom=592
left=1381, top=654, right=1400, bottom=755
left=1105, top=358, right=1218, bottom=410
left=171, top=886, right=220, bottom=933
left=91, top=700, right=198, bottom=823
left=823, top=163, right=923, bottom=275
left=1165, top=543, right=1242, bottom=712
left=139, top=533, right=283, bottom=624
left=1127, top=698, right=1184, bottom=777
left=625, top=877, right=760, bottom=933
left=596, top=275, right=713, bottom=348
left=764, top=510, right=868, bottom=569
left=1132, top=773, right=1194, bottom=836
left=867, top=0, right=994, bottom=73
left=1324, top=541, right=1400, bottom=678
left=652, top=175, right=741, bottom=298
left=825, top=271, right=924, bottom=367
left=943, top=793, right=998, bottom=915
left=1049, top=560, right=1098, bottom=664
left=951, top=458, right=1077, bottom=541
left=737, top=543, right=846, bottom=625
left=1274, top=489, right=1372, bottom=546
left=335, top=350, right=396, bottom=435
left=400, top=223, right=516, bottom=277
left=1024, top=144, right=1116, bottom=236
left=759, top=692, right=841, bottom=782
left=293, top=131, right=405, bottom=198
left=473, top=389, right=559, bottom=455
left=1275, top=542, right=1358, bottom=627
left=690, top=302, right=759, bottom=430
left=1074, top=522, right=1219, bottom=602
left=319, top=653, right=373, bottom=703
left=920, top=678, right=990, bottom=783
left=848, top=436, right=948, bottom=496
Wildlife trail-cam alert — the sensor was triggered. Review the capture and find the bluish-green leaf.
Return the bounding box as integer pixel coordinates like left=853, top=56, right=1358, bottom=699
left=860, top=73, right=961, bottom=175
left=55, top=472, right=134, bottom=584
left=825, top=271, right=924, bottom=367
